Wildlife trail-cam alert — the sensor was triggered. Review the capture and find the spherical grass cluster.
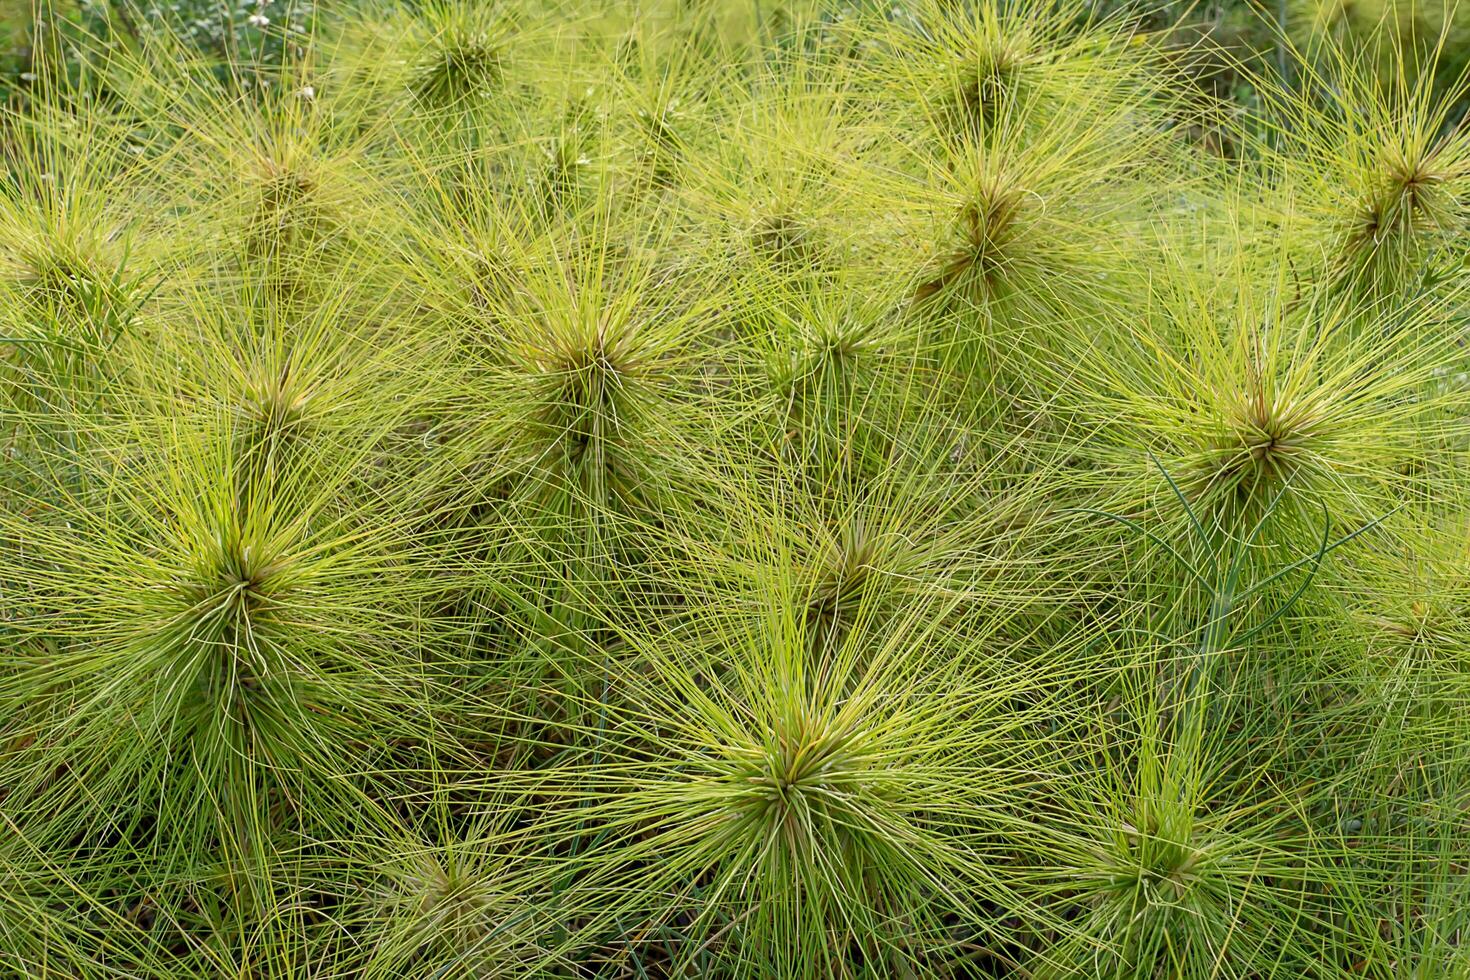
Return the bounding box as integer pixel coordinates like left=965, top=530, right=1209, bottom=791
left=1, top=1, right=1468, bottom=977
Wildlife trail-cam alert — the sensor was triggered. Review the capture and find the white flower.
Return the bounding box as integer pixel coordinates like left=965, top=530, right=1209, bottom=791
left=248, top=13, right=269, bottom=27
left=298, top=85, right=315, bottom=100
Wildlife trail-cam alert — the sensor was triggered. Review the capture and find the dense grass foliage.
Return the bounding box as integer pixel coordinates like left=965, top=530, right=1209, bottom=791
left=2, top=1, right=1469, bottom=977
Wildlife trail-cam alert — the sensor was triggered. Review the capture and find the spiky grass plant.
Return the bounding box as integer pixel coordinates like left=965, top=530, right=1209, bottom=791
left=3, top=1, right=1470, bottom=977
left=0, top=94, right=153, bottom=463
left=865, top=0, right=1203, bottom=310
left=1039, top=233, right=1470, bottom=564
left=0, top=401, right=439, bottom=855
left=506, top=568, right=1059, bottom=976
left=1256, top=33, right=1470, bottom=303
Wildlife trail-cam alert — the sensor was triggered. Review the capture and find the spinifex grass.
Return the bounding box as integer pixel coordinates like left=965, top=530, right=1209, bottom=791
left=1, top=2, right=1468, bottom=978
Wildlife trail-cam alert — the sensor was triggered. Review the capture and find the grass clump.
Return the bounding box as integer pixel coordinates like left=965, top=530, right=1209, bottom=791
left=1, top=1, right=1469, bottom=977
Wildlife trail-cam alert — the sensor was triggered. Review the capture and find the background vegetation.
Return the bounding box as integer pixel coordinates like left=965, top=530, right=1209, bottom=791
left=1, top=0, right=1468, bottom=977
